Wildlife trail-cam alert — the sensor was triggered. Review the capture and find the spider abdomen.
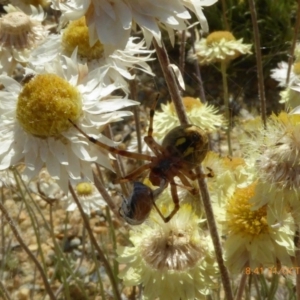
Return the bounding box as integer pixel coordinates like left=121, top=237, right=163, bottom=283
left=162, top=125, right=208, bottom=167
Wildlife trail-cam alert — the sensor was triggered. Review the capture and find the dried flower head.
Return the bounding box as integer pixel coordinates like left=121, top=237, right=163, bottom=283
left=153, top=96, right=224, bottom=140
left=189, top=30, right=252, bottom=64
left=117, top=203, right=219, bottom=299
left=243, top=112, right=300, bottom=221
left=0, top=4, right=48, bottom=74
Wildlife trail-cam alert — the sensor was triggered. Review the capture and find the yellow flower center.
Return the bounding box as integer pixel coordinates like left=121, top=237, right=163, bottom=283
left=223, top=157, right=245, bottom=169
left=170, top=97, right=203, bottom=114
left=293, top=62, right=300, bottom=75
left=16, top=74, right=82, bottom=137
left=226, top=183, right=268, bottom=236
left=21, top=0, right=49, bottom=7
left=76, top=182, right=93, bottom=196
left=62, top=17, right=104, bottom=60
left=276, top=112, right=300, bottom=126
left=206, top=31, right=236, bottom=45
left=0, top=11, right=32, bottom=49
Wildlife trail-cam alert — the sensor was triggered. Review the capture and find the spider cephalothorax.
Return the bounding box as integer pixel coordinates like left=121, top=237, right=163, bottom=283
left=70, top=98, right=210, bottom=224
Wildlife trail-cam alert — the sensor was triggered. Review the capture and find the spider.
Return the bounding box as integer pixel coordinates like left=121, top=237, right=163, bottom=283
left=119, top=181, right=167, bottom=225
left=69, top=97, right=211, bottom=224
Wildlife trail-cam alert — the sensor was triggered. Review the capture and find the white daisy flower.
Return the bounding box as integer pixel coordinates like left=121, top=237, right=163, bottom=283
left=0, top=54, right=138, bottom=193
left=52, top=0, right=217, bottom=50
left=29, top=17, right=154, bottom=90
left=153, top=96, right=224, bottom=140
left=279, top=87, right=300, bottom=110
left=189, top=30, right=252, bottom=64
left=0, top=4, right=48, bottom=74
left=271, top=61, right=300, bottom=88
left=63, top=180, right=107, bottom=215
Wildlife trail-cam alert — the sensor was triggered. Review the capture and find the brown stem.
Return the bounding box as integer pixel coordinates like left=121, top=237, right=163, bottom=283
left=248, top=0, right=267, bottom=128
left=68, top=182, right=122, bottom=300
left=153, top=39, right=188, bottom=125
left=191, top=30, right=207, bottom=103
left=0, top=202, right=56, bottom=300
left=93, top=165, right=123, bottom=221
left=235, top=272, right=247, bottom=300
left=197, top=169, right=234, bottom=300
left=179, top=30, right=186, bottom=75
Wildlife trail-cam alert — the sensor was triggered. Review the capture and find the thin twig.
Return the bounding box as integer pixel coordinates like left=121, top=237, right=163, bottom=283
left=294, top=224, right=300, bottom=299
left=196, top=169, right=234, bottom=300
left=0, top=202, right=56, bottom=300
left=68, top=182, right=122, bottom=300
left=221, top=61, right=232, bottom=155
left=93, top=165, right=122, bottom=221
left=248, top=0, right=267, bottom=128
left=235, top=272, right=247, bottom=300
left=153, top=39, right=188, bottom=125
left=221, top=0, right=230, bottom=31
left=179, top=30, right=186, bottom=75
left=191, top=30, right=207, bottom=103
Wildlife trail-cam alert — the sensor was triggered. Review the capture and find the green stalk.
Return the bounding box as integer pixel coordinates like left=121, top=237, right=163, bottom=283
left=220, top=60, right=232, bottom=156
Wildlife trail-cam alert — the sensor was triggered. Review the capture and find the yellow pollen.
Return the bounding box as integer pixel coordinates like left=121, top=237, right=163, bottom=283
left=276, top=112, right=300, bottom=126
left=62, top=17, right=104, bottom=60
left=76, top=182, right=93, bottom=196
left=293, top=62, right=300, bottom=75
left=16, top=74, right=82, bottom=137
left=223, top=157, right=245, bottom=169
left=17, top=0, right=49, bottom=6
left=170, top=97, right=203, bottom=113
left=206, top=31, right=236, bottom=45
left=226, top=183, right=269, bottom=236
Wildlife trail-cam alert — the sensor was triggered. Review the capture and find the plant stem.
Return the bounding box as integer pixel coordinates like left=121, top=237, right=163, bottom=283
left=294, top=224, right=300, bottom=300
left=68, top=182, right=122, bottom=300
left=235, top=272, right=247, bottom=300
left=248, top=0, right=267, bottom=128
left=191, top=30, right=207, bottom=103
left=153, top=39, right=188, bottom=125
left=0, top=202, right=56, bottom=300
left=221, top=61, right=232, bottom=156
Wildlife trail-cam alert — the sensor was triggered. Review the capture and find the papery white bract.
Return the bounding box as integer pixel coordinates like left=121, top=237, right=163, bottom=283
left=52, top=0, right=217, bottom=51
left=0, top=54, right=138, bottom=193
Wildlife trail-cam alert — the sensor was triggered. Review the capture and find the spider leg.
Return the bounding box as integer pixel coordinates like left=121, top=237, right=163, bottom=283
left=118, top=162, right=152, bottom=183
left=180, top=167, right=214, bottom=181
left=147, top=94, right=159, bottom=138
left=69, top=119, right=153, bottom=161
left=144, top=136, right=165, bottom=156
left=144, top=94, right=166, bottom=156
left=163, top=180, right=180, bottom=223
left=175, top=172, right=198, bottom=195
